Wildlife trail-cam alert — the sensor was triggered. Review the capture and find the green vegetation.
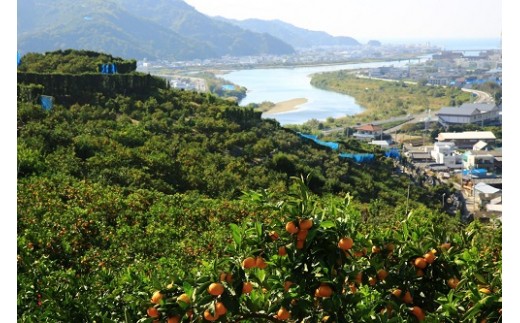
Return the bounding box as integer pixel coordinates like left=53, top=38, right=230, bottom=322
left=303, top=71, right=471, bottom=132
left=192, top=72, right=247, bottom=102
left=18, top=0, right=295, bottom=61
left=17, top=51, right=501, bottom=322
left=17, top=50, right=137, bottom=74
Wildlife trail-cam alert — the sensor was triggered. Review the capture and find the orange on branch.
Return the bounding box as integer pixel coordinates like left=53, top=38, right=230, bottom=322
left=203, top=310, right=219, bottom=321
left=208, top=282, right=225, bottom=296
left=285, top=221, right=299, bottom=234
left=242, top=257, right=257, bottom=269
left=299, top=218, right=313, bottom=230
left=338, top=237, right=354, bottom=250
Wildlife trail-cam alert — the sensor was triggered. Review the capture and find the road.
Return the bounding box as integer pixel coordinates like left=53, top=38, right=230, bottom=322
left=461, top=88, right=494, bottom=104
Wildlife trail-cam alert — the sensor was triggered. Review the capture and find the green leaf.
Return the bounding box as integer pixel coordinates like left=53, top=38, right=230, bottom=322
left=474, top=273, right=488, bottom=285
left=229, top=223, right=242, bottom=248
left=402, top=221, right=409, bottom=240
left=320, top=220, right=336, bottom=229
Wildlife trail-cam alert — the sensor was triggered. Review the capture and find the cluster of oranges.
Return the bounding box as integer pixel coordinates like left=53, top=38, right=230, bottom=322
left=147, top=290, right=192, bottom=323
left=285, top=218, right=313, bottom=249
left=413, top=249, right=437, bottom=276
left=203, top=283, right=228, bottom=321
left=242, top=256, right=268, bottom=270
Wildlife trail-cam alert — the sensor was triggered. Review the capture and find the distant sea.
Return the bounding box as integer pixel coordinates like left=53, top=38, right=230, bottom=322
left=380, top=38, right=501, bottom=51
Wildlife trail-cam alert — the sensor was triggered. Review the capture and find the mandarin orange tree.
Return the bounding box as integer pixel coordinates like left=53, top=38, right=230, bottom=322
left=138, top=177, right=501, bottom=322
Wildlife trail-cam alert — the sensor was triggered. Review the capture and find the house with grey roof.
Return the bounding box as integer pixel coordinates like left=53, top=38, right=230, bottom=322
left=437, top=131, right=496, bottom=149
left=436, top=103, right=500, bottom=125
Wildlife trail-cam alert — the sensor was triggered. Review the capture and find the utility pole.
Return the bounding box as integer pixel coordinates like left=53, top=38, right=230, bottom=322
left=405, top=184, right=411, bottom=216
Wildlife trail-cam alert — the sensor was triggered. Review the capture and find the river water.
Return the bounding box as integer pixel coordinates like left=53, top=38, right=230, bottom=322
left=223, top=58, right=425, bottom=125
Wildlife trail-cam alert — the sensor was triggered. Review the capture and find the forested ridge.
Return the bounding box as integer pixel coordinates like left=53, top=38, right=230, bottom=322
left=17, top=51, right=501, bottom=322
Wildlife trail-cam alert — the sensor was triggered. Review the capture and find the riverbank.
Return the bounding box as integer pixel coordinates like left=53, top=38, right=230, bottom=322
left=263, top=98, right=308, bottom=115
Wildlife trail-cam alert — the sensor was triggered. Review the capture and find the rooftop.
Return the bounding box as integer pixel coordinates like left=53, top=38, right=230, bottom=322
left=436, top=103, right=498, bottom=116
left=437, top=131, right=496, bottom=141
left=355, top=124, right=383, bottom=132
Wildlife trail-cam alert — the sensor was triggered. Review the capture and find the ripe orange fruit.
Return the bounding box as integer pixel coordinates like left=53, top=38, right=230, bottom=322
left=203, top=310, right=220, bottom=321
left=338, top=237, right=354, bottom=250
left=349, top=283, right=357, bottom=293
left=296, top=239, right=305, bottom=249
left=151, top=291, right=163, bottom=304
left=377, top=269, right=388, bottom=281
left=411, top=306, right=425, bottom=321
left=215, top=302, right=227, bottom=316
left=220, top=272, right=233, bottom=283
left=372, top=245, right=381, bottom=254
left=177, top=293, right=190, bottom=304
left=392, top=289, right=402, bottom=298
left=403, top=291, right=413, bottom=304
left=423, top=252, right=435, bottom=264
left=284, top=281, right=293, bottom=292
left=353, top=250, right=364, bottom=257
left=278, top=246, right=287, bottom=256
left=299, top=218, right=313, bottom=230
left=242, top=257, right=257, bottom=269
left=147, top=307, right=160, bottom=318
left=219, top=272, right=227, bottom=282
left=368, top=277, right=377, bottom=286
left=269, top=231, right=280, bottom=241
left=242, top=281, right=253, bottom=294
left=297, top=229, right=309, bottom=241
left=416, top=269, right=425, bottom=277
left=315, top=284, right=333, bottom=297
left=208, top=282, right=225, bottom=296
left=225, top=273, right=233, bottom=284
left=167, top=316, right=180, bottom=323
left=414, top=257, right=428, bottom=269
left=286, top=221, right=299, bottom=234
left=277, top=307, right=291, bottom=320
left=256, top=256, right=268, bottom=269
left=447, top=277, right=459, bottom=289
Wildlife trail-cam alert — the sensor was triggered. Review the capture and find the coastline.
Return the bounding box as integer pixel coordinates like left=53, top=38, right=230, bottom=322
left=263, top=98, right=308, bottom=115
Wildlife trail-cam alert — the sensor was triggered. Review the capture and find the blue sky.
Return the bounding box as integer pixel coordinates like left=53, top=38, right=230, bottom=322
left=185, top=0, right=502, bottom=42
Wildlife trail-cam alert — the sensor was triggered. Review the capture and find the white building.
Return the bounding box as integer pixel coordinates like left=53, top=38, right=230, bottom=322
left=430, top=142, right=463, bottom=168
left=436, top=131, right=496, bottom=149
left=462, top=151, right=495, bottom=171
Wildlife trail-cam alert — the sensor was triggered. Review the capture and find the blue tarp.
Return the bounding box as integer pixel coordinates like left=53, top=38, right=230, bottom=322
left=462, top=168, right=487, bottom=177
left=17, top=51, right=21, bottom=66
left=41, top=95, right=53, bottom=111
left=221, top=84, right=236, bottom=91
left=339, top=153, right=375, bottom=163
left=385, top=148, right=400, bottom=159
left=100, top=63, right=117, bottom=74
left=299, top=133, right=339, bottom=150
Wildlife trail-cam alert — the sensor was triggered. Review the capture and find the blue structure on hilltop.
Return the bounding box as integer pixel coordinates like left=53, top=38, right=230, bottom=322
left=100, top=63, right=118, bottom=74
left=17, top=51, right=21, bottom=66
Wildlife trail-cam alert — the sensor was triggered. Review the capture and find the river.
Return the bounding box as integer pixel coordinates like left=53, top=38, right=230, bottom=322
left=223, top=58, right=426, bottom=125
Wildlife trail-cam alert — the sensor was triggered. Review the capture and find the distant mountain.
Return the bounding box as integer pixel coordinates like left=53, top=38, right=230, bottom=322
left=17, top=0, right=295, bottom=61
left=218, top=18, right=361, bottom=49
